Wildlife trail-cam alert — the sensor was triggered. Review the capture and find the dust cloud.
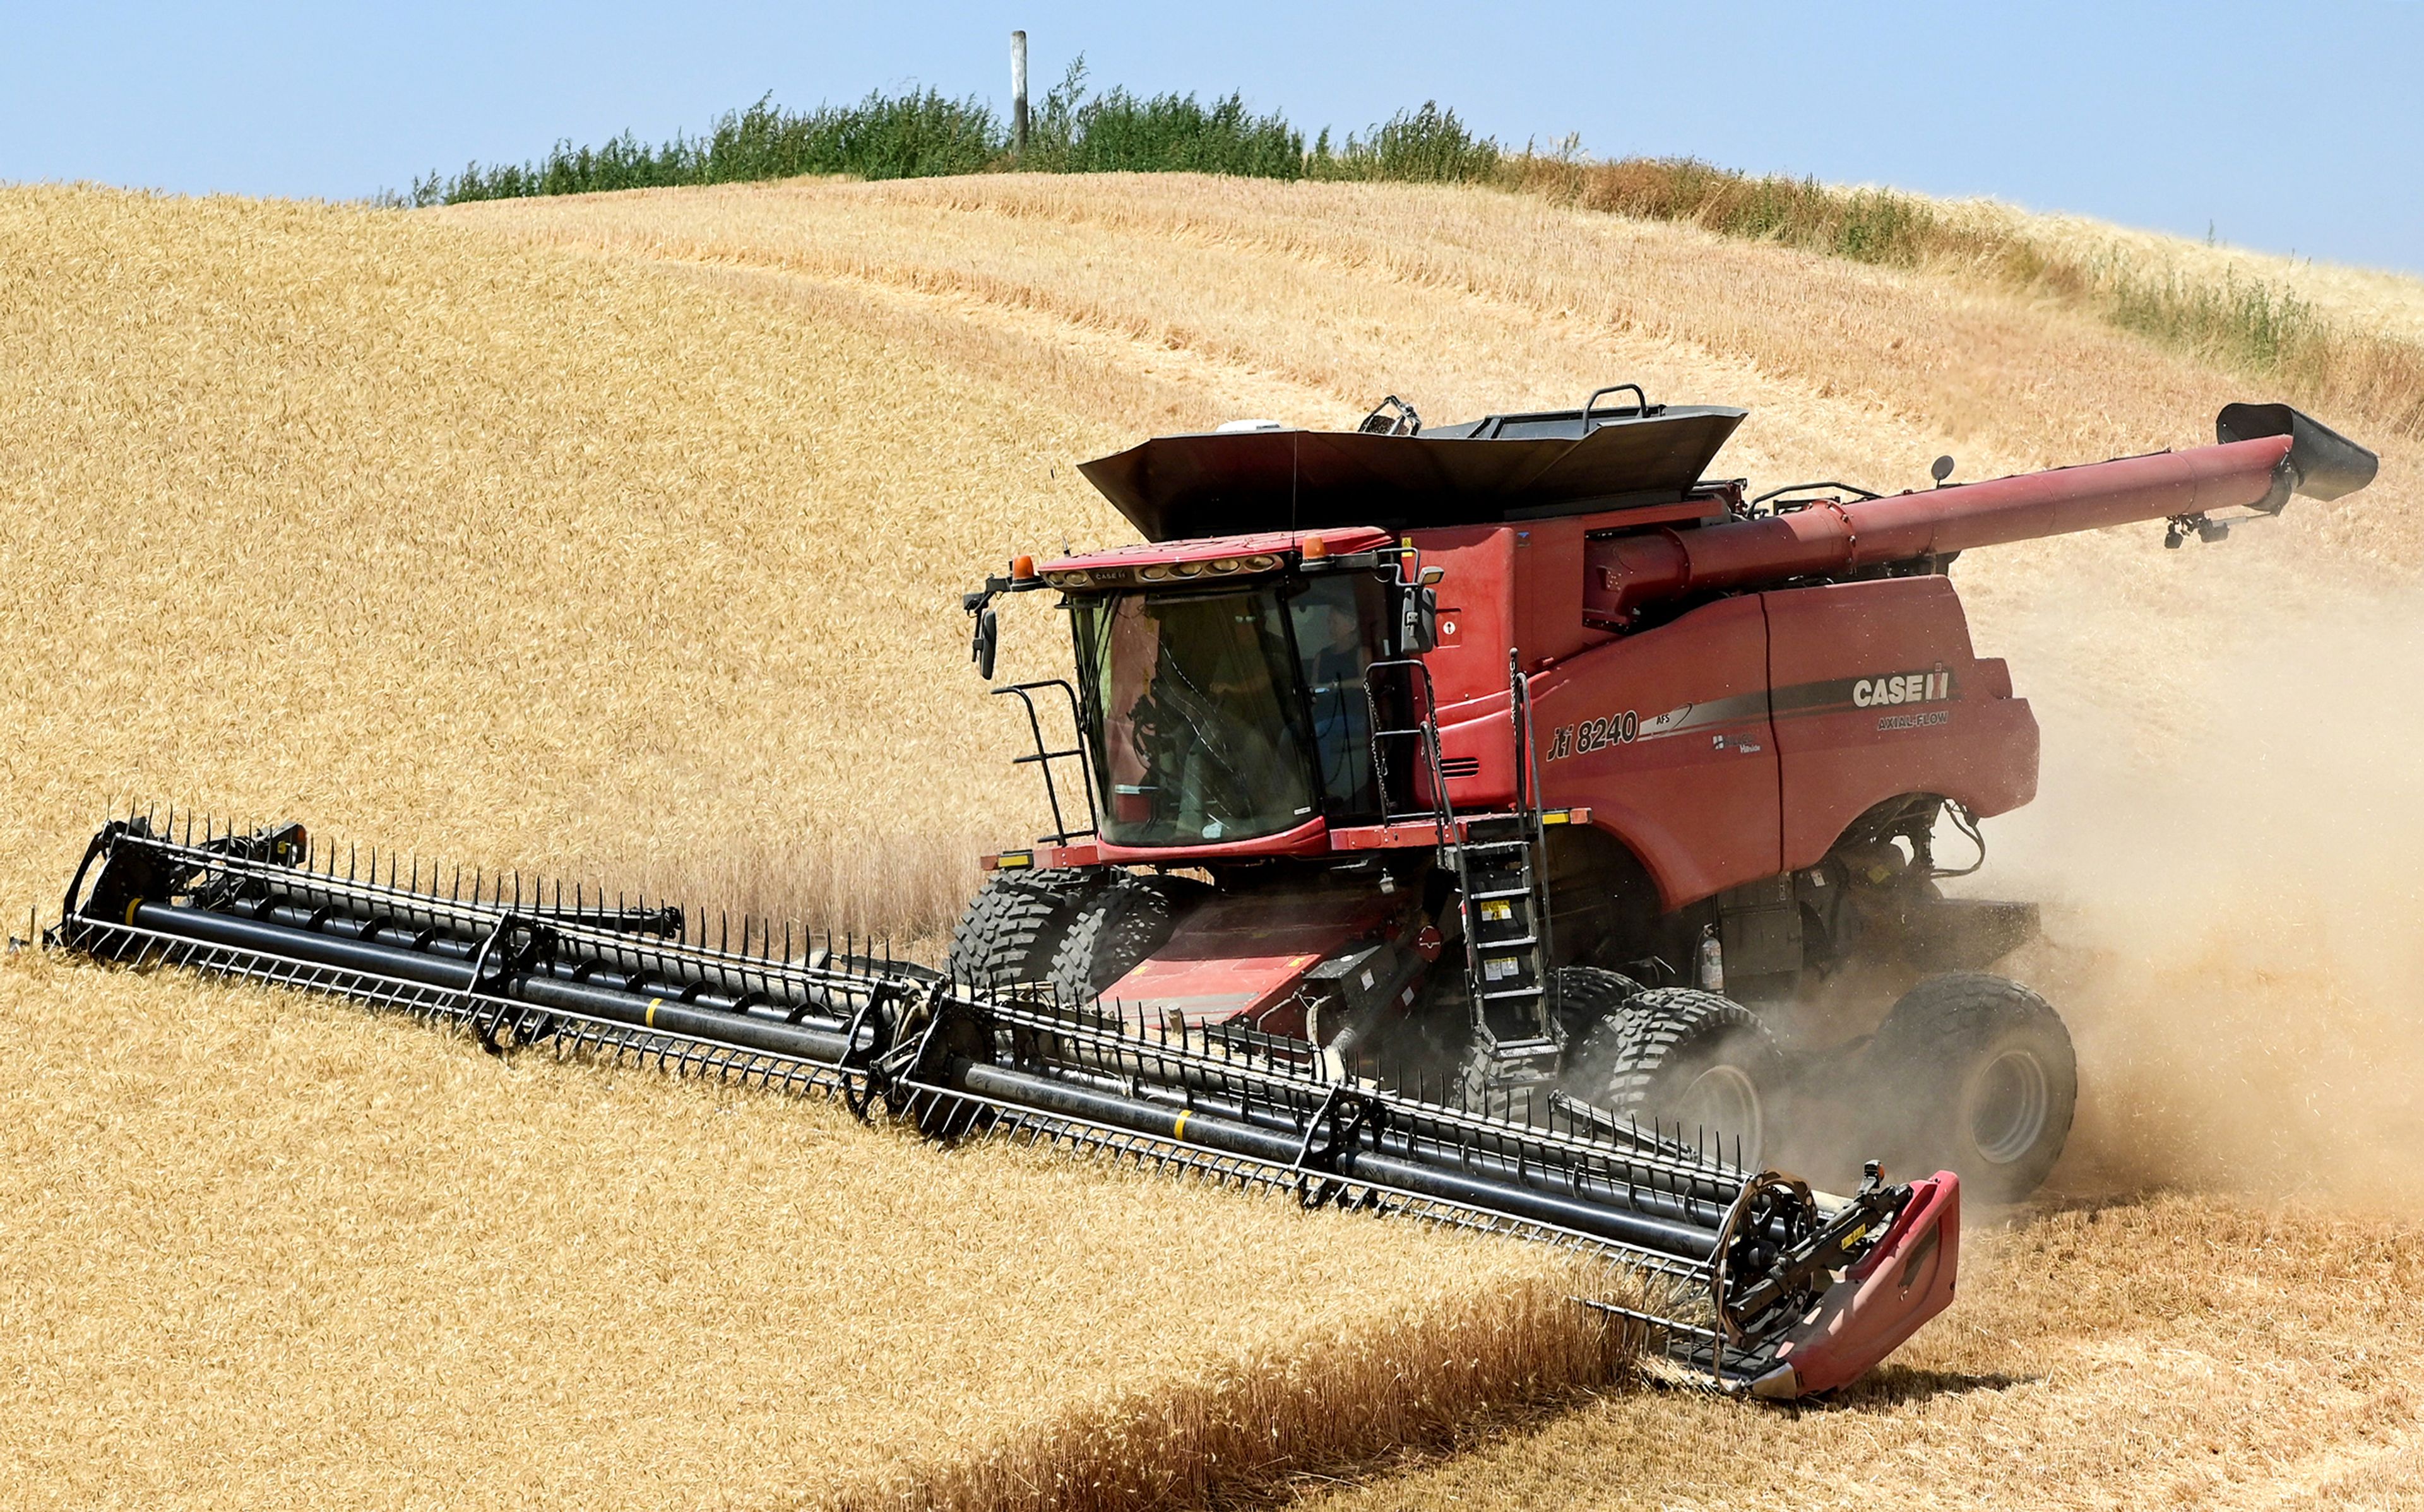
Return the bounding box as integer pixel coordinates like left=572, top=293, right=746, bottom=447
left=1984, top=588, right=2424, bottom=1202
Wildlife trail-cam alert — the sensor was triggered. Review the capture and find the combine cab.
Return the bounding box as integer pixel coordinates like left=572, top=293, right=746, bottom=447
left=958, top=390, right=2379, bottom=1202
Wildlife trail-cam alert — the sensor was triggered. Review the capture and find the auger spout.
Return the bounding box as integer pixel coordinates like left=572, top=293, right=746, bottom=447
left=1587, top=408, right=2374, bottom=623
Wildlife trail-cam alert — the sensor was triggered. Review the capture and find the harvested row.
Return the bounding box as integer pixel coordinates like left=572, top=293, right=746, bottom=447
left=1292, top=1195, right=2424, bottom=1510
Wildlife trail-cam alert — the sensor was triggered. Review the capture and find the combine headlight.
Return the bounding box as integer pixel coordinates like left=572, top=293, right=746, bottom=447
left=1141, top=564, right=1172, bottom=581
left=1173, top=560, right=1205, bottom=577
left=1045, top=569, right=1093, bottom=588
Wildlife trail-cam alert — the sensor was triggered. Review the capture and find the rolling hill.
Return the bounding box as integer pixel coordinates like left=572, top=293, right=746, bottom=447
left=3, top=170, right=2419, bottom=1507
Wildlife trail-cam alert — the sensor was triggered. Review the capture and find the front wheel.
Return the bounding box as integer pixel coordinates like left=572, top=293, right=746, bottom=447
left=946, top=868, right=1098, bottom=988
left=1047, top=874, right=1184, bottom=1007
left=1867, top=972, right=2077, bottom=1204
left=1452, top=966, right=1643, bottom=1121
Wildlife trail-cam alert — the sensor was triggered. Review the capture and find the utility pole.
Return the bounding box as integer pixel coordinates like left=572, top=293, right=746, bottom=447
left=1011, top=30, right=1030, bottom=160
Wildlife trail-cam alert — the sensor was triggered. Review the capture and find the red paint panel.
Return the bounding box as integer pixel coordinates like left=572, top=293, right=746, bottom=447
left=1763, top=577, right=2038, bottom=870
left=1102, top=885, right=1400, bottom=1025
left=1528, top=594, right=1782, bottom=909
left=1406, top=525, right=1516, bottom=711
left=1508, top=516, right=1615, bottom=669
left=1763, top=1172, right=1961, bottom=1397
left=1327, top=809, right=1593, bottom=853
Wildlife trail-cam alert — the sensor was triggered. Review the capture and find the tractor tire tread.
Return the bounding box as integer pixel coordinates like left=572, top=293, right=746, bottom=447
left=1455, top=966, right=1642, bottom=1123
left=1553, top=964, right=1644, bottom=1042
left=1870, top=971, right=2077, bottom=1203
left=1597, top=988, right=1772, bottom=1113
left=1049, top=875, right=1181, bottom=1007
left=947, top=869, right=1096, bottom=989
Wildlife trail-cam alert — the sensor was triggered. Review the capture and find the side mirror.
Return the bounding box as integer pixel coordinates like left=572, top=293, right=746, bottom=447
left=971, top=606, right=999, bottom=680
left=1401, top=586, right=1439, bottom=654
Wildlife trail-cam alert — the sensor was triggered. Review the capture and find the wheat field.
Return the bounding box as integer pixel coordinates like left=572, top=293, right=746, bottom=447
left=5, top=171, right=2422, bottom=1506
left=0, top=184, right=1636, bottom=1512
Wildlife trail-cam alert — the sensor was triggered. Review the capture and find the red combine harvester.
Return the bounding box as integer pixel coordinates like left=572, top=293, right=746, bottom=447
left=44, top=387, right=2372, bottom=1400
left=957, top=389, right=2379, bottom=1201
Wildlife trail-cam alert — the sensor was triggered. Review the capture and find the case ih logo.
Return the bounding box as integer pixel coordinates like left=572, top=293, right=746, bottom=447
left=1851, top=670, right=1952, bottom=708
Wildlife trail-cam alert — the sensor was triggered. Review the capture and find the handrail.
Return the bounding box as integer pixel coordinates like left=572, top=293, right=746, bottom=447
left=1506, top=649, right=1558, bottom=1030
left=992, top=679, right=1099, bottom=846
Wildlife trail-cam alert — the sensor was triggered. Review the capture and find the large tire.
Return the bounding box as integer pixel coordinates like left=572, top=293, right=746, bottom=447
left=946, top=869, right=1096, bottom=988
left=1552, top=964, right=1644, bottom=1043
left=1868, top=972, right=2076, bottom=1205
left=1569, top=988, right=1779, bottom=1167
left=1048, top=875, right=1183, bottom=1007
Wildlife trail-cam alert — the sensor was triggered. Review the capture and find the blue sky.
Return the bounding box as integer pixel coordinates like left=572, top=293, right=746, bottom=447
left=8, top=2, right=2419, bottom=272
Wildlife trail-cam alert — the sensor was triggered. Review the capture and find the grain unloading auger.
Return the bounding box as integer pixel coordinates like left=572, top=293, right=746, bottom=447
left=52, top=812, right=1952, bottom=1398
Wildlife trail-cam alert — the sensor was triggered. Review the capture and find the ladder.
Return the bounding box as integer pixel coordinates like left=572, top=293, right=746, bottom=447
left=1364, top=650, right=1562, bottom=1075
left=1451, top=652, right=1560, bottom=1069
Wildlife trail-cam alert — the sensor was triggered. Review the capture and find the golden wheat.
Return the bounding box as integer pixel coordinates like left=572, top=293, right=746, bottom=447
left=9, top=165, right=2424, bottom=1509
left=0, top=183, right=1134, bottom=923
left=0, top=184, right=1626, bottom=1512
left=445, top=174, right=2419, bottom=558
left=1290, top=1194, right=2424, bottom=1510
left=0, top=950, right=1624, bottom=1512
left=1948, top=194, right=2424, bottom=348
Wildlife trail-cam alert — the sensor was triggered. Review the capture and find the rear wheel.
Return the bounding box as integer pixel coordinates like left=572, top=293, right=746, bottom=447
left=1552, top=964, right=1643, bottom=1043
left=947, top=869, right=1097, bottom=988
left=1868, top=972, right=2076, bottom=1204
left=1048, top=875, right=1184, bottom=1007
left=1569, top=988, right=1779, bottom=1167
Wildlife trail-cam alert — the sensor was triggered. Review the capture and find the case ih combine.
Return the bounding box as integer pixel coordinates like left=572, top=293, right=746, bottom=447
left=956, top=389, right=2374, bottom=1199
left=46, top=387, right=2373, bottom=1400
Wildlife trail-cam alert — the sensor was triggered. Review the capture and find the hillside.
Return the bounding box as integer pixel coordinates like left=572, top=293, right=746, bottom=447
left=1967, top=195, right=2424, bottom=348
left=3, top=172, right=2420, bottom=1506
left=0, top=185, right=1617, bottom=1512
left=447, top=172, right=2424, bottom=1198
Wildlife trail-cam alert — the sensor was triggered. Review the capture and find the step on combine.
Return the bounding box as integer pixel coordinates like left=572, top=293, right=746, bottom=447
left=43, top=389, right=2372, bottom=1402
